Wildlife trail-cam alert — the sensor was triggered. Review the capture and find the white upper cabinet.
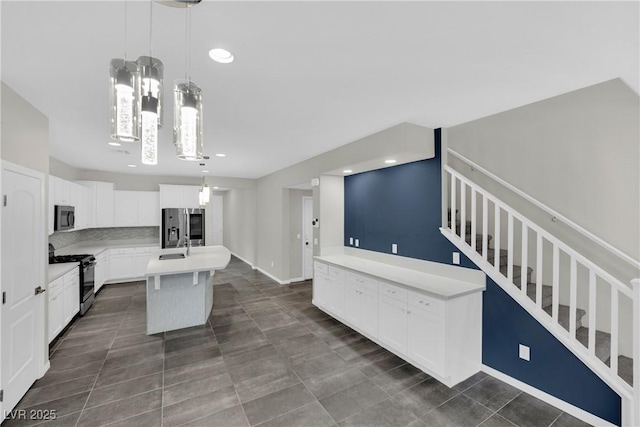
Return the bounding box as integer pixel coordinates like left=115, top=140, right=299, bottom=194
left=76, top=180, right=115, bottom=228
left=159, top=184, right=201, bottom=209
left=114, top=190, right=160, bottom=227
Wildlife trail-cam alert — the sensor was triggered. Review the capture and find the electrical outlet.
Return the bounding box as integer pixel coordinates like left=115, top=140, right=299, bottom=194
left=519, top=344, right=530, bottom=361
left=452, top=252, right=460, bottom=265
left=349, top=237, right=353, bottom=245
left=392, top=243, right=398, bottom=254
left=355, top=239, right=359, bottom=247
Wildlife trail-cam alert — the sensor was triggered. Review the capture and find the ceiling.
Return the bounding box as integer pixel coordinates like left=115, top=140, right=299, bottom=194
left=1, top=1, right=638, bottom=179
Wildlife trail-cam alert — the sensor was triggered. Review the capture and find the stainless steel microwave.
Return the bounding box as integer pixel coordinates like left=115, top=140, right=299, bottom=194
left=54, top=205, right=75, bottom=231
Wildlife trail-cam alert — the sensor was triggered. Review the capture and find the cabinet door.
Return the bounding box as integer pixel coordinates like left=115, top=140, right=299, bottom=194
left=48, top=282, right=64, bottom=343
left=63, top=274, right=79, bottom=324
left=94, top=262, right=103, bottom=293
left=75, top=184, right=89, bottom=230
left=114, top=191, right=138, bottom=227
left=328, top=277, right=345, bottom=318
left=134, top=247, right=156, bottom=277
left=137, top=192, right=159, bottom=226
left=182, top=186, right=201, bottom=209
left=48, top=176, right=55, bottom=235
left=378, top=295, right=408, bottom=354
left=359, top=287, right=378, bottom=337
left=313, top=273, right=331, bottom=310
left=407, top=306, right=445, bottom=375
left=53, top=176, right=68, bottom=205
left=344, top=284, right=360, bottom=326
left=159, top=185, right=184, bottom=209
left=95, top=182, right=115, bottom=227
left=109, top=253, right=135, bottom=280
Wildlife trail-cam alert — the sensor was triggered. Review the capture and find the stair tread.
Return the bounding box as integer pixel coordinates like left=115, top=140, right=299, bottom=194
left=617, top=356, right=633, bottom=386
left=524, top=282, right=553, bottom=308
left=543, top=304, right=586, bottom=331
left=576, top=327, right=611, bottom=363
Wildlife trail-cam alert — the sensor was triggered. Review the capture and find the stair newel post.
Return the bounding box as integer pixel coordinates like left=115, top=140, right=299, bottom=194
left=632, top=278, right=640, bottom=426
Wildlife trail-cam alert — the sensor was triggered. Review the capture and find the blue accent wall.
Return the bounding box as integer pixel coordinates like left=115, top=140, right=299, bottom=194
left=343, top=129, right=621, bottom=425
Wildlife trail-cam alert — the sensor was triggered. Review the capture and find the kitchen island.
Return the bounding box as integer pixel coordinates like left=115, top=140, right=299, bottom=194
left=145, top=245, right=231, bottom=334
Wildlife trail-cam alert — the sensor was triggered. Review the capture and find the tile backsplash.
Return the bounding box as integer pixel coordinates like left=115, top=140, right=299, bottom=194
left=49, top=227, right=159, bottom=249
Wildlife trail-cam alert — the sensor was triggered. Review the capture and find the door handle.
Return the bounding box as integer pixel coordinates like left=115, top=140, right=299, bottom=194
left=34, top=286, right=46, bottom=295
left=305, top=241, right=309, bottom=246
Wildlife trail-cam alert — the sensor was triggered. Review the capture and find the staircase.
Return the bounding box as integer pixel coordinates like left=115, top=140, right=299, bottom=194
left=450, top=215, right=633, bottom=387
left=442, top=165, right=639, bottom=426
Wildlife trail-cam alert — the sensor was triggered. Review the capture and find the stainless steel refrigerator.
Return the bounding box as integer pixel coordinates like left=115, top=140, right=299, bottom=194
left=161, top=208, right=206, bottom=248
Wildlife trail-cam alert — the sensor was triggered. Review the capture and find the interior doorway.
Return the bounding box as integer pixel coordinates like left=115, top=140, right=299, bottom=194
left=302, top=196, right=313, bottom=280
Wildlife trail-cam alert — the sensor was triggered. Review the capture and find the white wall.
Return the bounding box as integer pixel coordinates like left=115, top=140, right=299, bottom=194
left=254, top=122, right=434, bottom=281
left=223, top=187, right=258, bottom=265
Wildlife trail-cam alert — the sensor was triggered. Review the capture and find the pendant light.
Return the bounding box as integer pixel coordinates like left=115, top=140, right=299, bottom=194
left=174, top=3, right=204, bottom=161
left=110, top=1, right=140, bottom=142
left=199, top=176, right=210, bottom=206
left=137, top=1, right=163, bottom=165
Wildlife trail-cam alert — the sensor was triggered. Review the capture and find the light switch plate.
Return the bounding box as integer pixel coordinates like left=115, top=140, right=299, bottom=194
left=519, top=344, right=530, bottom=361
left=313, top=238, right=318, bottom=245
left=392, top=244, right=398, bottom=254
left=452, top=252, right=460, bottom=264
left=355, top=239, right=359, bottom=247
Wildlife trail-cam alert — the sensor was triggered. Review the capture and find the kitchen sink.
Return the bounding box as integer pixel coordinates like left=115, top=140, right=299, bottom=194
left=159, top=253, right=186, bottom=260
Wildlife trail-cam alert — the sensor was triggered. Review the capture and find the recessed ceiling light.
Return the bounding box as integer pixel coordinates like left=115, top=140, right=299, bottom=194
left=385, top=159, right=397, bottom=164
left=202, top=170, right=209, bottom=173
left=127, top=164, right=137, bottom=168
left=343, top=170, right=353, bottom=174
left=108, top=142, right=121, bottom=146
left=213, top=186, right=219, bottom=189
left=209, top=49, right=234, bottom=64
left=215, top=153, right=226, bottom=157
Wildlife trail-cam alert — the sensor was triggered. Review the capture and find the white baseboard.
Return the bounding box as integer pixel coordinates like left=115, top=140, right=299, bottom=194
left=254, top=266, right=289, bottom=285
left=40, top=360, right=51, bottom=378
left=289, top=276, right=305, bottom=283
left=229, top=251, right=256, bottom=269
left=482, top=365, right=617, bottom=427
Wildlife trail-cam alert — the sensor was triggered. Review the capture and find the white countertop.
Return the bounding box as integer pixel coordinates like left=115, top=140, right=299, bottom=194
left=146, top=246, right=231, bottom=277
left=48, top=263, right=78, bottom=282
left=49, top=239, right=160, bottom=282
left=315, top=254, right=485, bottom=300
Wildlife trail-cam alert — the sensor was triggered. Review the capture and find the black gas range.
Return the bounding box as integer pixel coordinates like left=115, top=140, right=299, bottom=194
left=49, top=245, right=96, bottom=315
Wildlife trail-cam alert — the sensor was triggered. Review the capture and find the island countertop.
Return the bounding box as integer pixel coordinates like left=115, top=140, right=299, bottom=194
left=146, top=245, right=231, bottom=277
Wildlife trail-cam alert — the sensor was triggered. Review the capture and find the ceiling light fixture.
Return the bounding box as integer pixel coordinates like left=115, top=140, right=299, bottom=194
left=199, top=176, right=210, bottom=206
left=138, top=2, right=162, bottom=166
left=209, top=48, right=234, bottom=64
left=343, top=169, right=353, bottom=174
left=202, top=170, right=209, bottom=173
left=215, top=153, right=226, bottom=157
left=174, top=5, right=204, bottom=161
left=108, top=142, right=122, bottom=147
left=127, top=164, right=137, bottom=168
left=385, top=159, right=397, bottom=164
left=110, top=2, right=140, bottom=143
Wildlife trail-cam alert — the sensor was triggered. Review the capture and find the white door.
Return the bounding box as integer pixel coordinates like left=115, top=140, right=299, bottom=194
left=211, top=195, right=223, bottom=245
left=302, top=196, right=313, bottom=280
left=1, top=163, right=45, bottom=417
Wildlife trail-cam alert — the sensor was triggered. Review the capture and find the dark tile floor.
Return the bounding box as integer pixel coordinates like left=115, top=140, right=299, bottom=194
left=3, top=256, right=593, bottom=427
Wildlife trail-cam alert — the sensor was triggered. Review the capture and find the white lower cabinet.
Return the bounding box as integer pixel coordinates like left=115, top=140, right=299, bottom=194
left=49, top=268, right=79, bottom=343
left=312, top=259, right=482, bottom=388
left=48, top=278, right=64, bottom=342
left=108, top=246, right=158, bottom=282
left=378, top=295, right=408, bottom=353
left=95, top=251, right=109, bottom=293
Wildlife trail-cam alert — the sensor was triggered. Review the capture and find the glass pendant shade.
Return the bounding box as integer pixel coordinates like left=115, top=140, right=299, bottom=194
left=199, top=184, right=210, bottom=206
left=137, top=56, right=164, bottom=127
left=141, top=95, right=159, bottom=165
left=109, top=59, right=140, bottom=142
left=174, top=81, right=203, bottom=160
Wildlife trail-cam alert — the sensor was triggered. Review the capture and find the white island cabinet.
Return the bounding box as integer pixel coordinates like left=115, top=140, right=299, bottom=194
left=313, top=254, right=485, bottom=388
left=145, top=246, right=231, bottom=334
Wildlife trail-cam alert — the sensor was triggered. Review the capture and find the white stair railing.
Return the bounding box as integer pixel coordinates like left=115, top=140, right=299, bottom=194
left=442, top=165, right=639, bottom=426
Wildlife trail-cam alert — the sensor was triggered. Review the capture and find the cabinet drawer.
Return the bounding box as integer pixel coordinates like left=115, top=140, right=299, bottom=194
left=49, top=277, right=64, bottom=294
left=329, top=266, right=346, bottom=281
left=379, top=281, right=407, bottom=303
left=407, top=291, right=445, bottom=317
left=345, top=271, right=377, bottom=293
left=314, top=262, right=328, bottom=275
left=63, top=270, right=79, bottom=285
left=110, top=248, right=136, bottom=255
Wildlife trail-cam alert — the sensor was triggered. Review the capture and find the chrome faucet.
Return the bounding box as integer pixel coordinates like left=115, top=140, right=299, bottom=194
left=186, top=234, right=191, bottom=256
